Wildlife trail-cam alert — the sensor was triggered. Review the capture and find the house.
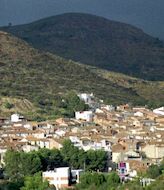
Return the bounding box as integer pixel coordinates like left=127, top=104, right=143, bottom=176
left=154, top=125, right=164, bottom=131
left=142, top=142, right=164, bottom=161
left=55, top=118, right=69, bottom=127
left=43, top=167, right=70, bottom=190
left=32, top=129, right=46, bottom=138
left=22, top=144, right=39, bottom=152
left=155, top=116, right=164, bottom=123
left=134, top=111, right=144, bottom=117
left=55, top=129, right=66, bottom=137
left=101, top=105, right=115, bottom=112
left=153, top=107, right=164, bottom=116
left=43, top=167, right=83, bottom=190
left=11, top=114, right=25, bottom=123
left=111, top=143, right=128, bottom=163
left=23, top=122, right=38, bottom=130
left=75, top=111, right=93, bottom=122
left=78, top=93, right=93, bottom=104
left=25, top=136, right=62, bottom=149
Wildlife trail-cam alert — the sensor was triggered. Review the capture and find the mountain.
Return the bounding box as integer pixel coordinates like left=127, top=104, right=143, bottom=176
left=2, top=13, right=164, bottom=81
left=0, top=31, right=164, bottom=120
left=1, top=0, right=164, bottom=40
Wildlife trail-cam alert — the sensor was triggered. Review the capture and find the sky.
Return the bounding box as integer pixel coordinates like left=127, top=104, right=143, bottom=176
left=0, top=0, right=164, bottom=39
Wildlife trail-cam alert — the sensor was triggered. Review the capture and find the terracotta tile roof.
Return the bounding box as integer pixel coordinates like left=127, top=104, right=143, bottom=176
left=112, top=143, right=127, bottom=152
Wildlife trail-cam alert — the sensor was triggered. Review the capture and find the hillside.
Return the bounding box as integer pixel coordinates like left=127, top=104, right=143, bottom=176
left=90, top=67, right=164, bottom=108
left=0, top=31, right=163, bottom=119
left=0, top=97, right=36, bottom=118
left=2, top=13, right=164, bottom=81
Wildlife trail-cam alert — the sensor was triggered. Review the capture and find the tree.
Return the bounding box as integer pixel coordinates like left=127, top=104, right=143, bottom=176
left=4, top=150, right=22, bottom=181
left=19, top=151, right=41, bottom=176
left=0, top=180, right=24, bottom=190
left=21, top=172, right=49, bottom=190
left=77, top=172, right=120, bottom=190
left=77, top=172, right=106, bottom=189
left=106, top=172, right=120, bottom=187
left=147, top=164, right=161, bottom=179
left=61, top=140, right=108, bottom=171
left=91, top=173, right=106, bottom=187
left=159, top=159, right=164, bottom=174
left=146, top=175, right=164, bottom=190
left=64, top=91, right=88, bottom=117
left=37, top=148, right=65, bottom=171
left=4, top=102, right=14, bottom=109
left=86, top=150, right=108, bottom=171
left=119, top=180, right=144, bottom=190
left=61, top=139, right=85, bottom=169
left=4, top=150, right=41, bottom=181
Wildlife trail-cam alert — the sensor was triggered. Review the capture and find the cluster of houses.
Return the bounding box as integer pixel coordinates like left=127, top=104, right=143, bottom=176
left=0, top=93, right=163, bottom=188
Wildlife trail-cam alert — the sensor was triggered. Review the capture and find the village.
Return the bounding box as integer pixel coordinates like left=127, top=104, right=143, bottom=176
left=0, top=93, right=164, bottom=189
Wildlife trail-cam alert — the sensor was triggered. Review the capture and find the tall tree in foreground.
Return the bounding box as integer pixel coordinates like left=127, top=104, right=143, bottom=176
left=21, top=172, right=49, bottom=190
left=4, top=150, right=41, bottom=181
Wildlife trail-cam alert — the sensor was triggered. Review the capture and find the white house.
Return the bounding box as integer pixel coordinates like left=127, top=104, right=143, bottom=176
left=101, top=105, right=115, bottom=112
left=95, top=108, right=104, bottom=113
left=153, top=107, right=164, bottom=116
left=134, top=111, right=144, bottom=117
left=75, top=111, right=93, bottom=122
left=43, top=167, right=70, bottom=190
left=22, top=144, right=39, bottom=152
left=11, top=114, right=25, bottom=123
left=78, top=93, right=93, bottom=104
left=55, top=129, right=66, bottom=137
left=43, top=167, right=83, bottom=190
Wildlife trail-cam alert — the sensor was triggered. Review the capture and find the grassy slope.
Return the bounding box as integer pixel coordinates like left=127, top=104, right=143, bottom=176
left=0, top=97, right=36, bottom=117
left=90, top=67, right=164, bottom=107
left=2, top=13, right=164, bottom=81
left=0, top=31, right=163, bottom=119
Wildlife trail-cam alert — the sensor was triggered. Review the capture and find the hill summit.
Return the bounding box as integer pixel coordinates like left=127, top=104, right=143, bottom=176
left=2, top=13, right=164, bottom=80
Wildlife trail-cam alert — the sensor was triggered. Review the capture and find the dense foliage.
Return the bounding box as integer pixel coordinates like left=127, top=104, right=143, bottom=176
left=20, top=172, right=49, bottom=190
left=76, top=172, right=120, bottom=190
left=146, top=176, right=164, bottom=190
left=146, top=160, right=164, bottom=179
left=4, top=150, right=42, bottom=181
left=60, top=91, right=89, bottom=117
left=61, top=140, right=108, bottom=171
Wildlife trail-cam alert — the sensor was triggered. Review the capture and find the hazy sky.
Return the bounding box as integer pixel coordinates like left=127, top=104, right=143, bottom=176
left=0, top=0, right=164, bottom=39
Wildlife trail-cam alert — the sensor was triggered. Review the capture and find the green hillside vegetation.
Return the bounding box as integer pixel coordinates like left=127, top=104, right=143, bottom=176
left=90, top=67, right=164, bottom=108
left=2, top=13, right=164, bottom=80
left=0, top=31, right=163, bottom=120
